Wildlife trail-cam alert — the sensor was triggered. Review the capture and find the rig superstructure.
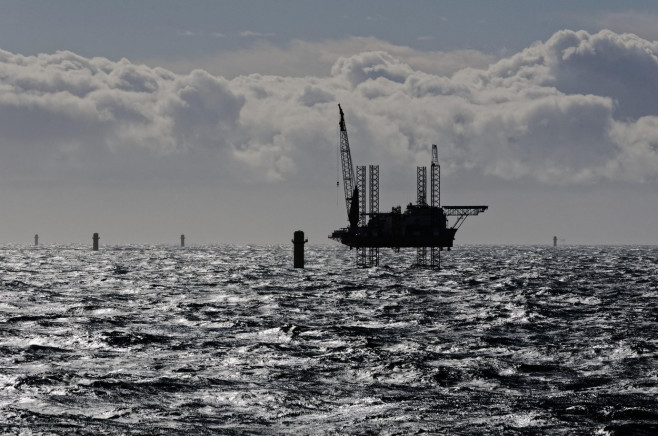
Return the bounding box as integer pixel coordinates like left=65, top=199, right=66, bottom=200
left=329, top=104, right=487, bottom=267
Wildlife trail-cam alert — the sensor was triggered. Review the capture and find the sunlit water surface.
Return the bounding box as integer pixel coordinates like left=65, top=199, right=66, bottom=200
left=1, top=244, right=657, bottom=435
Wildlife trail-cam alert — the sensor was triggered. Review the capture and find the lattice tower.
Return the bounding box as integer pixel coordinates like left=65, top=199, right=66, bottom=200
left=417, top=166, right=427, bottom=206
left=368, top=165, right=380, bottom=266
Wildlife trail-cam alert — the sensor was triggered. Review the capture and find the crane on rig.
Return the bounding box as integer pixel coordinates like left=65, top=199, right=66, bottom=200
left=329, top=104, right=488, bottom=268
left=338, top=104, right=360, bottom=229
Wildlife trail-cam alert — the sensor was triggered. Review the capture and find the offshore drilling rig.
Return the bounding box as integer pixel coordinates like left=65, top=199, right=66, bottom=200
left=329, top=104, right=487, bottom=268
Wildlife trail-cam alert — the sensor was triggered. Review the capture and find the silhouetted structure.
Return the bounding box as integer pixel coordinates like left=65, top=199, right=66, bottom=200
left=553, top=236, right=557, bottom=247
left=330, top=105, right=487, bottom=268
left=93, top=233, right=100, bottom=251
left=34, top=234, right=38, bottom=246
left=292, top=230, right=308, bottom=268
left=181, top=234, right=185, bottom=247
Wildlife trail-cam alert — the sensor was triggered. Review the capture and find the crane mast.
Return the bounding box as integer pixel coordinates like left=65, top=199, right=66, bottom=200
left=338, top=104, right=358, bottom=227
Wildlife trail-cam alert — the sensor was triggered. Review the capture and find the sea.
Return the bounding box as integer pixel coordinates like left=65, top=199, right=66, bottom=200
left=0, top=244, right=657, bottom=435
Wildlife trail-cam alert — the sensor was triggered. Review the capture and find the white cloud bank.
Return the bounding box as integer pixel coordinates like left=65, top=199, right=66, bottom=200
left=1, top=29, right=658, bottom=189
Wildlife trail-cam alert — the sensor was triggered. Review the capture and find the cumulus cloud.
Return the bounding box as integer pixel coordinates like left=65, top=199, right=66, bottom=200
left=1, top=29, right=658, bottom=189
left=0, top=50, right=244, bottom=184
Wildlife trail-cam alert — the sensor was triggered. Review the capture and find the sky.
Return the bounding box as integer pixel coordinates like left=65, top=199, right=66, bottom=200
left=1, top=0, right=658, bottom=246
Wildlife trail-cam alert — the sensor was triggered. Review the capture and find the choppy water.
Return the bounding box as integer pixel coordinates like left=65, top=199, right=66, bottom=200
left=1, top=244, right=657, bottom=435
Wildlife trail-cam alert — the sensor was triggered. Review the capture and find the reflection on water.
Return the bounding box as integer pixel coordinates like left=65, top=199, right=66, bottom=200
left=1, top=244, right=657, bottom=434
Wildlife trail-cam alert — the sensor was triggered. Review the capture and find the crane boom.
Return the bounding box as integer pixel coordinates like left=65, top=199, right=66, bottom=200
left=338, top=104, right=358, bottom=226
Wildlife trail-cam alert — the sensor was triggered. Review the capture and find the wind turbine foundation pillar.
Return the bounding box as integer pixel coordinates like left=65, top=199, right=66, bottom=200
left=293, top=230, right=308, bottom=268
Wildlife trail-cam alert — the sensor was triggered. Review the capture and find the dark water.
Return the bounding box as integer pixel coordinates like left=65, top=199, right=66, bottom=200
left=1, top=244, right=657, bottom=435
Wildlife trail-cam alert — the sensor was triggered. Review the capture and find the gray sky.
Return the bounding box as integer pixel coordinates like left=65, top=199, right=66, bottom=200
left=1, top=1, right=658, bottom=245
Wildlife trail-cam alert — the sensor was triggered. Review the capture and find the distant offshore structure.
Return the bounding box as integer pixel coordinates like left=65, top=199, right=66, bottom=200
left=553, top=236, right=566, bottom=246
left=329, top=104, right=487, bottom=268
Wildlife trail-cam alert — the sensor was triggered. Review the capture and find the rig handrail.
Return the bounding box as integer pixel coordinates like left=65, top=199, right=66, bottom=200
left=442, top=206, right=488, bottom=216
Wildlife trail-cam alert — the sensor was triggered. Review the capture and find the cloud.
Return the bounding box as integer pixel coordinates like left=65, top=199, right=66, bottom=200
left=1, top=29, right=658, bottom=190
left=139, top=37, right=497, bottom=79
left=331, top=51, right=415, bottom=88
left=240, top=31, right=276, bottom=38
left=0, top=50, right=244, bottom=185
left=178, top=30, right=226, bottom=38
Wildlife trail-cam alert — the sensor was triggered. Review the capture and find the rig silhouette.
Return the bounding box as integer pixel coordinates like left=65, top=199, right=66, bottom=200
left=329, top=104, right=487, bottom=268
